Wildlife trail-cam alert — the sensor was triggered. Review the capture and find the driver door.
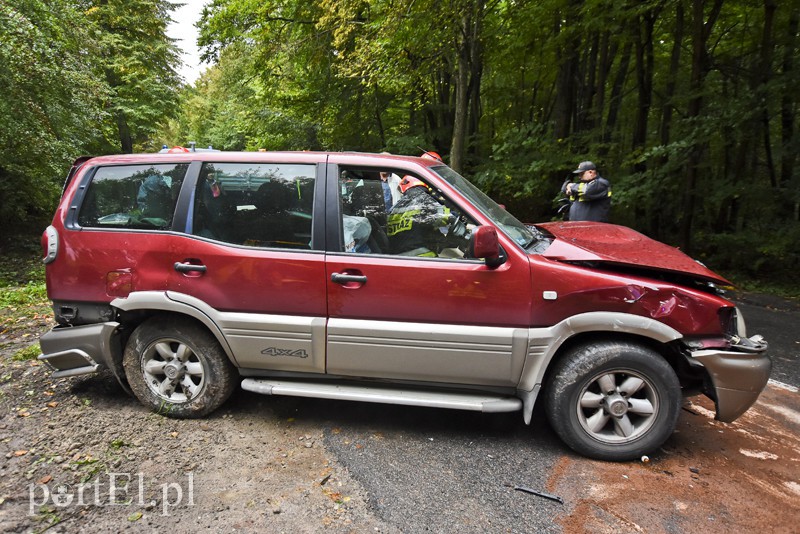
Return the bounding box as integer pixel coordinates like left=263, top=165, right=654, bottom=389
left=324, top=167, right=532, bottom=387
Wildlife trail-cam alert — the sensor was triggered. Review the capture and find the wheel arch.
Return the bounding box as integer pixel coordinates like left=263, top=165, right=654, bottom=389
left=523, top=312, right=682, bottom=386
left=540, top=332, right=682, bottom=395
left=518, top=312, right=684, bottom=421
left=111, top=291, right=238, bottom=367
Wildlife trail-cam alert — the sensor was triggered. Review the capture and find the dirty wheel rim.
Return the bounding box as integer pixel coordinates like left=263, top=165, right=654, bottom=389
left=576, top=368, right=659, bottom=444
left=141, top=338, right=206, bottom=404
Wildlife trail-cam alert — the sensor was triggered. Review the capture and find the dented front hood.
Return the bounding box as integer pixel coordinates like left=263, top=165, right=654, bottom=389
left=535, top=221, right=731, bottom=285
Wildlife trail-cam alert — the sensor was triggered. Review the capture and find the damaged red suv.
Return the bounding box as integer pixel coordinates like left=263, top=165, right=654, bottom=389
left=39, top=151, right=770, bottom=461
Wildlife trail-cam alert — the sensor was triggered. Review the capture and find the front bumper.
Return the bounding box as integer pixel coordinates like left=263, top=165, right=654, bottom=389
left=690, top=335, right=771, bottom=422
left=38, top=322, right=120, bottom=378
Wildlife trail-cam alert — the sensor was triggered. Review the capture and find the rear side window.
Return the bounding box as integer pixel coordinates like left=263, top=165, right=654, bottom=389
left=189, top=162, right=316, bottom=249
left=77, top=164, right=188, bottom=230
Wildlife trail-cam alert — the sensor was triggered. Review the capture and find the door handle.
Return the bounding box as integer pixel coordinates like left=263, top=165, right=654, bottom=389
left=174, top=262, right=207, bottom=273
left=331, top=273, right=367, bottom=284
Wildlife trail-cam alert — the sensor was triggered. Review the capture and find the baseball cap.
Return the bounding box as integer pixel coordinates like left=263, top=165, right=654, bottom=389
left=573, top=161, right=597, bottom=174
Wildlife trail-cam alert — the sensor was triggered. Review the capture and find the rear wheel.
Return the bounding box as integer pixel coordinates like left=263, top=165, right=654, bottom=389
left=123, top=316, right=236, bottom=418
left=544, top=340, right=680, bottom=461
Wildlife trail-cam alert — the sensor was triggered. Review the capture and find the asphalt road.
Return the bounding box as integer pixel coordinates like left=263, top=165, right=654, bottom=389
left=733, top=292, right=800, bottom=388
left=309, top=292, right=800, bottom=533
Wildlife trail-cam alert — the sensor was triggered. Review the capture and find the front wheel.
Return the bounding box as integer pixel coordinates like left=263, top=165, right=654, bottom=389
left=123, top=316, right=236, bottom=418
left=544, top=341, right=681, bottom=461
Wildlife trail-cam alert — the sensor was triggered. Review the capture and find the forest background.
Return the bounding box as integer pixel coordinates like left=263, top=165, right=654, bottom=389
left=1, top=0, right=798, bottom=294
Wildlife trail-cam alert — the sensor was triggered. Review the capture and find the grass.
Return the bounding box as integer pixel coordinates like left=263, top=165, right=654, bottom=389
left=0, top=247, right=52, bottom=350
left=0, top=238, right=44, bottom=287
left=0, top=241, right=47, bottom=311
left=731, top=277, right=800, bottom=300
left=0, top=282, right=47, bottom=307
left=12, top=343, right=41, bottom=361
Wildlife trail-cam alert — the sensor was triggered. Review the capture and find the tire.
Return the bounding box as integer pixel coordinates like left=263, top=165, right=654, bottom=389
left=123, top=316, right=236, bottom=418
left=544, top=340, right=680, bottom=461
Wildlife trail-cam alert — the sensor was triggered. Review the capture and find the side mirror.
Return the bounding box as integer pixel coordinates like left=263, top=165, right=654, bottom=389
left=471, top=226, right=505, bottom=268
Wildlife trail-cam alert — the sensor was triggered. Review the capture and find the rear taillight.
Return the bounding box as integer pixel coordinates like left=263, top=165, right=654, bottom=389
left=43, top=225, right=59, bottom=264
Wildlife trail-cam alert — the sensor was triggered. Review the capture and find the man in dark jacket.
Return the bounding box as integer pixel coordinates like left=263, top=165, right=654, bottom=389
left=561, top=161, right=612, bottom=222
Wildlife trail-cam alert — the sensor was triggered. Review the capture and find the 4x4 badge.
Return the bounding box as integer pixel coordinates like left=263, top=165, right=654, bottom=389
left=261, top=347, right=309, bottom=359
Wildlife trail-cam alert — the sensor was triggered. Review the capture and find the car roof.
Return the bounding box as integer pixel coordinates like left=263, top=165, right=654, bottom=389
left=81, top=151, right=441, bottom=168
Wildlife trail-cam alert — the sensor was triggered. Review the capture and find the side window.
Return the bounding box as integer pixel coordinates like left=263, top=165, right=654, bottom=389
left=190, top=162, right=315, bottom=249
left=338, top=168, right=475, bottom=258
left=77, top=164, right=188, bottom=230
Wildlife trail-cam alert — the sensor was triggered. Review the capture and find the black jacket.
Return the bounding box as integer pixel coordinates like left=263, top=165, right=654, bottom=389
left=561, top=175, right=612, bottom=222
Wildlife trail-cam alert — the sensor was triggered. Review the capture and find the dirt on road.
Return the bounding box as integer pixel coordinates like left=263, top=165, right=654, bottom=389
left=551, top=383, right=800, bottom=533
left=0, top=303, right=395, bottom=533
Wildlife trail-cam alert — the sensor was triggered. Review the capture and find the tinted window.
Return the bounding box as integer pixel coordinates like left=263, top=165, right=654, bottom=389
left=190, top=162, right=315, bottom=249
left=77, top=164, right=188, bottom=230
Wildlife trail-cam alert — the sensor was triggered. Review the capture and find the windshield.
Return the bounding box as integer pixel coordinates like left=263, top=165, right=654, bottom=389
left=431, top=166, right=539, bottom=249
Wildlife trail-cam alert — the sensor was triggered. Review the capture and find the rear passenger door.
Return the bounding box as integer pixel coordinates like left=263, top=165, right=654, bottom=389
left=168, top=161, right=328, bottom=373
left=62, top=162, right=192, bottom=305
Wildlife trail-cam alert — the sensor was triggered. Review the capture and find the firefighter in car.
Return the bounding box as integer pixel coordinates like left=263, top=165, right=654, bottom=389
left=386, top=175, right=467, bottom=257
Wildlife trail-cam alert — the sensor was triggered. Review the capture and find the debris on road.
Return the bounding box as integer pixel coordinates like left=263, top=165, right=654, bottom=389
left=508, top=484, right=564, bottom=504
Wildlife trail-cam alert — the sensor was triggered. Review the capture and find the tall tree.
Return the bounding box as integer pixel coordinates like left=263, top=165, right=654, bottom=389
left=779, top=7, right=798, bottom=189
left=0, top=0, right=107, bottom=240
left=450, top=0, right=486, bottom=172
left=87, top=0, right=183, bottom=153
left=679, top=0, right=722, bottom=253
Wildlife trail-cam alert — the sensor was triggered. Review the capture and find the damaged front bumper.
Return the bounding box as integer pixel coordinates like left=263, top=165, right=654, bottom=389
left=38, top=322, right=120, bottom=378
left=689, top=335, right=771, bottom=422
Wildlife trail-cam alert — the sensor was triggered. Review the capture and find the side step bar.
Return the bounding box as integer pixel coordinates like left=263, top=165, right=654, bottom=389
left=241, top=379, right=522, bottom=413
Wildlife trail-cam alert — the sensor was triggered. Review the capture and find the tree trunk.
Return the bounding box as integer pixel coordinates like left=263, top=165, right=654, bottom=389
left=660, top=1, right=684, bottom=148
left=648, top=2, right=684, bottom=240
left=451, top=44, right=469, bottom=171
left=780, top=8, right=798, bottom=188
left=553, top=2, right=580, bottom=141
left=602, top=41, right=632, bottom=147
left=761, top=0, right=777, bottom=188
left=116, top=112, right=133, bottom=154
left=680, top=0, right=723, bottom=253
left=467, top=45, right=483, bottom=161
left=577, top=33, right=599, bottom=132
left=595, top=32, right=613, bottom=136
left=633, top=10, right=657, bottom=173
left=450, top=0, right=484, bottom=172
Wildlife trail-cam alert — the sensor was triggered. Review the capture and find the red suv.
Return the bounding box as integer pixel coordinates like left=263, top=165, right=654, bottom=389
left=39, top=151, right=770, bottom=461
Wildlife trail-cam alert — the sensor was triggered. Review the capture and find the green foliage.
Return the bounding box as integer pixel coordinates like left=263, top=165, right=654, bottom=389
left=700, top=223, right=800, bottom=296
left=471, top=124, right=578, bottom=220
left=0, top=242, right=45, bottom=287
left=0, top=0, right=183, bottom=242
left=109, top=438, right=130, bottom=449
left=0, top=0, right=108, bottom=240
left=85, top=0, right=183, bottom=152
left=172, top=0, right=797, bottom=291
left=0, top=0, right=797, bottom=292
left=12, top=343, right=40, bottom=362
left=0, top=282, right=47, bottom=308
